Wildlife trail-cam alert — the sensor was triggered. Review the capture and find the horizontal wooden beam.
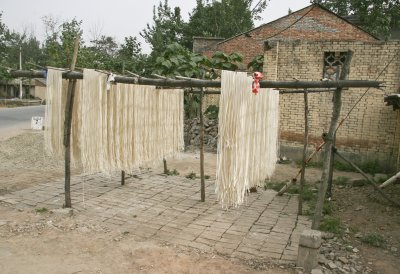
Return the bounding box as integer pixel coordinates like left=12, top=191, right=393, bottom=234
left=9, top=70, right=382, bottom=89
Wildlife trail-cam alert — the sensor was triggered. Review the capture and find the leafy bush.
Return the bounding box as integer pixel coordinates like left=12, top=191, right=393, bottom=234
left=320, top=216, right=343, bottom=235
left=247, top=54, right=264, bottom=72
left=205, top=104, right=219, bottom=119
left=361, top=233, right=386, bottom=247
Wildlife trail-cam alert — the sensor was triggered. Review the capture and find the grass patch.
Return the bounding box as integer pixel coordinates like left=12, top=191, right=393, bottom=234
left=334, top=159, right=386, bottom=174
left=304, top=195, right=332, bottom=216
left=185, top=172, right=197, bottom=179
left=265, top=181, right=316, bottom=201
left=35, top=207, right=48, bottom=213
left=320, top=216, right=343, bottom=235
left=333, top=160, right=356, bottom=172
left=166, top=169, right=180, bottom=176
left=302, top=187, right=315, bottom=201
left=361, top=233, right=386, bottom=248
left=184, top=172, right=210, bottom=180
left=264, top=181, right=286, bottom=192
left=296, top=160, right=323, bottom=169
left=334, top=176, right=350, bottom=186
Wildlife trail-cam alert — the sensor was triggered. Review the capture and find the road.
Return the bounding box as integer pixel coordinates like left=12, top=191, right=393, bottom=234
left=0, top=105, right=45, bottom=140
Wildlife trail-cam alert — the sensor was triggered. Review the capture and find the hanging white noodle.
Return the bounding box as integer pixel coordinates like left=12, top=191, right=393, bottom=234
left=44, top=69, right=64, bottom=156
left=216, top=70, right=279, bottom=208
left=44, top=68, right=184, bottom=175
left=44, top=69, right=82, bottom=162
left=79, top=69, right=184, bottom=174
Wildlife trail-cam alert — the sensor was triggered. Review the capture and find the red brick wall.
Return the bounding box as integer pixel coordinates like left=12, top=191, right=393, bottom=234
left=205, top=5, right=377, bottom=67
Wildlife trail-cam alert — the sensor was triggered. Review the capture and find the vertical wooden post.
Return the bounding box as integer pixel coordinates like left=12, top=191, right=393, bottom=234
left=163, top=158, right=168, bottom=174
left=199, top=87, right=205, bottom=202
left=63, top=34, right=80, bottom=208
left=298, top=90, right=309, bottom=215
left=326, top=134, right=336, bottom=198
left=121, top=170, right=125, bottom=185
left=312, top=50, right=353, bottom=229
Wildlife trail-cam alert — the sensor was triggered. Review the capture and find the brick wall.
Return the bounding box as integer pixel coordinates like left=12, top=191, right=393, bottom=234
left=263, top=40, right=400, bottom=169
left=206, top=5, right=377, bottom=67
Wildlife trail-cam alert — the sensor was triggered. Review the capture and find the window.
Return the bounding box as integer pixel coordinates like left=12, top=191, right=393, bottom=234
left=323, top=52, right=347, bottom=81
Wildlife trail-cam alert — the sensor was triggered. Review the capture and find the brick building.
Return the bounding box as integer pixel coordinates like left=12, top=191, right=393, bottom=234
left=264, top=40, right=400, bottom=170
left=193, top=3, right=378, bottom=66
left=193, top=4, right=400, bottom=169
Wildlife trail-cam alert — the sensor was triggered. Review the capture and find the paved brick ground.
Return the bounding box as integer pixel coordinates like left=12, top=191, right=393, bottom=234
left=0, top=171, right=311, bottom=262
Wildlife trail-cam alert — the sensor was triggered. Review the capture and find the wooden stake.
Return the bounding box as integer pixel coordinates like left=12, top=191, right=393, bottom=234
left=326, top=140, right=335, bottom=198
left=121, top=170, right=125, bottom=186
left=298, top=90, right=309, bottom=215
left=199, top=87, right=205, bottom=202
left=312, top=50, right=353, bottom=229
left=379, top=171, right=400, bottom=189
left=278, top=141, right=326, bottom=196
left=163, top=158, right=168, bottom=174
left=63, top=34, right=80, bottom=208
left=334, top=149, right=400, bottom=208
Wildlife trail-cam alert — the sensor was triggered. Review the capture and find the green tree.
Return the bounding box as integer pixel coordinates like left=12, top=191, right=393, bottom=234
left=183, top=0, right=268, bottom=48
left=317, top=0, right=400, bottom=39
left=0, top=13, right=44, bottom=80
left=116, top=36, right=148, bottom=74
left=153, top=42, right=208, bottom=78
left=140, top=0, right=186, bottom=58
left=0, top=13, right=11, bottom=79
left=42, top=17, right=83, bottom=67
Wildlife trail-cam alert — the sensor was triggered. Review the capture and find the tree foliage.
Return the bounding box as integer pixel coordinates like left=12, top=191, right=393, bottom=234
left=183, top=0, right=268, bottom=48
left=0, top=0, right=260, bottom=82
left=140, top=0, right=186, bottom=57
left=317, top=0, right=400, bottom=39
left=0, top=12, right=44, bottom=80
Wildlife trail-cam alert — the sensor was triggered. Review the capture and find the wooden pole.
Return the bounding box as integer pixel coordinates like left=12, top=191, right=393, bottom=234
left=163, top=158, right=168, bottom=174
left=278, top=141, right=326, bottom=196
left=199, top=87, right=205, bottom=202
left=63, top=34, right=80, bottom=208
left=312, top=50, right=353, bottom=229
left=326, top=137, right=336, bottom=198
left=379, top=171, right=400, bottom=189
left=334, top=149, right=400, bottom=208
left=121, top=170, right=125, bottom=186
left=298, top=90, right=309, bottom=215
left=9, top=70, right=382, bottom=89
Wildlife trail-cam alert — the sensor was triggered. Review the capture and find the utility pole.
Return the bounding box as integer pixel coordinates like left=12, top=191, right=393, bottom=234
left=19, top=46, right=22, bottom=99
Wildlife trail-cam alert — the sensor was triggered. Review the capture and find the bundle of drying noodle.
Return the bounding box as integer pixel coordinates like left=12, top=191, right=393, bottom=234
left=44, top=68, right=184, bottom=174
left=216, top=70, right=279, bottom=208
left=79, top=69, right=184, bottom=174
left=44, top=69, right=64, bottom=156
left=44, top=69, right=82, bottom=162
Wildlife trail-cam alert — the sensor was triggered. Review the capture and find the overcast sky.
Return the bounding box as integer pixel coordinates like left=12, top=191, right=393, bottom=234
left=1, top=0, right=311, bottom=53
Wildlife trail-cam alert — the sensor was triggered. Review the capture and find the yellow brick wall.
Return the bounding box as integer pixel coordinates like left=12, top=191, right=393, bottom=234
left=264, top=40, right=400, bottom=168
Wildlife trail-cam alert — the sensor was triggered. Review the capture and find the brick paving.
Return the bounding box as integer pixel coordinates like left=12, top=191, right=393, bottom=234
left=0, top=171, right=311, bottom=262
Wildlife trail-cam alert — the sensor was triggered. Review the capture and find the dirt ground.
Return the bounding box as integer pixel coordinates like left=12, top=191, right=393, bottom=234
left=0, top=131, right=399, bottom=273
